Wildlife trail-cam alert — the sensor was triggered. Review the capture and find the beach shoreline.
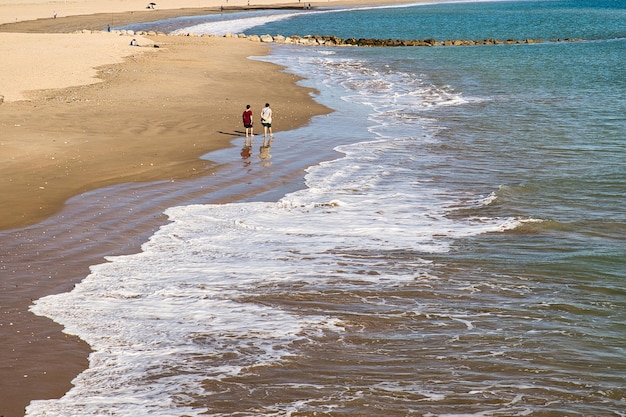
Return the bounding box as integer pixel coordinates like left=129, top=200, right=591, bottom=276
left=1, top=2, right=333, bottom=415
left=0, top=1, right=426, bottom=415
left=2, top=1, right=620, bottom=415
left=0, top=0, right=422, bottom=231
left=0, top=32, right=329, bottom=231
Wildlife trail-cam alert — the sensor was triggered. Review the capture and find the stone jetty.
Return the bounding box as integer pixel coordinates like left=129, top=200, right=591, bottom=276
left=211, top=33, right=582, bottom=47
left=100, top=29, right=584, bottom=48
left=242, top=34, right=584, bottom=47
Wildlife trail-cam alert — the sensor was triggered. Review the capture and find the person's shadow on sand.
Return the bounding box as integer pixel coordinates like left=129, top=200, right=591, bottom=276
left=221, top=130, right=246, bottom=137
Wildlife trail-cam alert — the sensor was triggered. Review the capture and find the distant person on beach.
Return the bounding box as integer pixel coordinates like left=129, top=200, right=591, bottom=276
left=53, top=11, right=57, bottom=19
left=260, top=103, right=273, bottom=138
left=242, top=104, right=254, bottom=139
left=130, top=38, right=138, bottom=46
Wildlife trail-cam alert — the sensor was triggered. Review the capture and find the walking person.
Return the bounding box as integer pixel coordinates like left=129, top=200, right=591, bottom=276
left=242, top=104, right=254, bottom=140
left=260, top=103, right=273, bottom=139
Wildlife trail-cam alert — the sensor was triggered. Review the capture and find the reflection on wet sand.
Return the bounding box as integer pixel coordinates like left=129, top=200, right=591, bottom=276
left=240, top=135, right=273, bottom=167
left=259, top=136, right=273, bottom=167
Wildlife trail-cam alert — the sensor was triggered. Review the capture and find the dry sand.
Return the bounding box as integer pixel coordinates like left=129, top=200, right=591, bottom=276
left=0, top=32, right=328, bottom=230
left=0, top=0, right=338, bottom=230
left=0, top=0, right=315, bottom=25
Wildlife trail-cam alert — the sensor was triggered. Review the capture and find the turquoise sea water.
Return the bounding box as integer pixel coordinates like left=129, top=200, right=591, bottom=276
left=253, top=0, right=626, bottom=41
left=28, top=1, right=625, bottom=415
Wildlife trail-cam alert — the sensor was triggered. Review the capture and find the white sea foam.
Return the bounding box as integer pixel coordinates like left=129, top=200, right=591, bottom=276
left=28, top=135, right=518, bottom=415
left=28, top=28, right=523, bottom=417
left=171, top=12, right=301, bottom=36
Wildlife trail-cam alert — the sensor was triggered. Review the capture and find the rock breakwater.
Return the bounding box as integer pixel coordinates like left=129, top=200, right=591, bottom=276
left=101, top=29, right=585, bottom=48
left=242, top=34, right=584, bottom=47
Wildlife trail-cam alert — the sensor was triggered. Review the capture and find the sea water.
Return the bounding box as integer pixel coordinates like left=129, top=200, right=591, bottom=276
left=28, top=1, right=625, bottom=415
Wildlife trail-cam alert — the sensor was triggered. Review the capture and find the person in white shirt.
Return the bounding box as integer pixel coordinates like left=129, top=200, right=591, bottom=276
left=260, top=103, right=273, bottom=139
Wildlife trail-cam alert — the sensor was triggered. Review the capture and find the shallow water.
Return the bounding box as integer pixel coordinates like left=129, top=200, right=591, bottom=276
left=27, top=1, right=626, bottom=415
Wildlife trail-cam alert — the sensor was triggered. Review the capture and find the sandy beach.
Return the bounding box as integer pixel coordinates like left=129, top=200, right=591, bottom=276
left=1, top=1, right=619, bottom=415
left=0, top=8, right=332, bottom=230
left=1, top=1, right=331, bottom=415
left=0, top=0, right=422, bottom=415
left=0, top=0, right=416, bottom=230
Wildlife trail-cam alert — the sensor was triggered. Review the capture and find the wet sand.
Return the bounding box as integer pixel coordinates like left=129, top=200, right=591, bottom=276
left=0, top=6, right=330, bottom=417
left=0, top=0, right=422, bottom=415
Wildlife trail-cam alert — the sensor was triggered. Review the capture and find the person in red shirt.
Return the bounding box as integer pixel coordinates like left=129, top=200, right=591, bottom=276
left=242, top=104, right=254, bottom=139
